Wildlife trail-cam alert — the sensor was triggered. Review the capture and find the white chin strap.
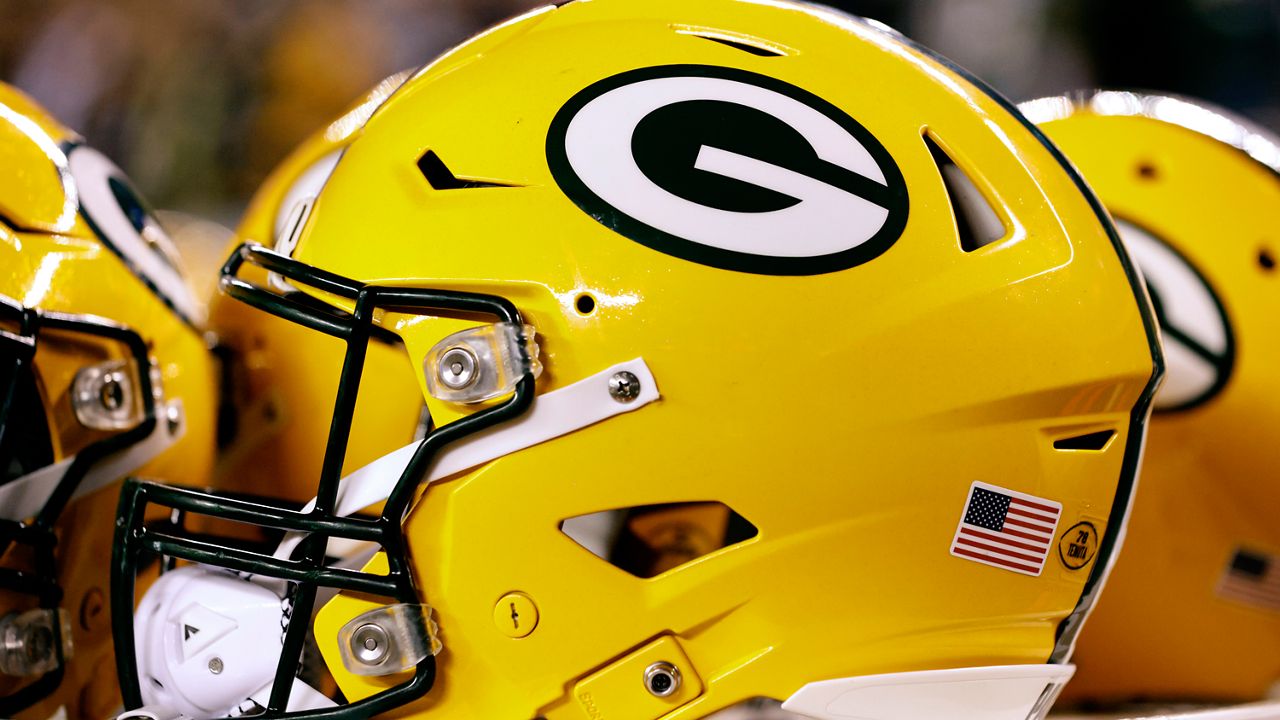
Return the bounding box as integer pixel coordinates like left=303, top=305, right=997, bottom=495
left=0, top=399, right=186, bottom=522
left=782, top=664, right=1074, bottom=720
left=275, top=358, right=659, bottom=560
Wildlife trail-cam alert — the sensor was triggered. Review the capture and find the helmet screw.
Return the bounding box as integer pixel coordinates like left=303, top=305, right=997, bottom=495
left=165, top=402, right=182, bottom=435
left=438, top=347, right=479, bottom=389
left=350, top=622, right=390, bottom=666
left=643, top=661, right=681, bottom=698
left=99, top=373, right=125, bottom=411
left=208, top=656, right=223, bottom=674
left=608, top=371, right=641, bottom=403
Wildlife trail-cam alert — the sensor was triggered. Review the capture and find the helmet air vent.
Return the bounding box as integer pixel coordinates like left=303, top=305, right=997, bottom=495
left=416, top=150, right=521, bottom=191
left=674, top=26, right=788, bottom=57
left=924, top=132, right=1007, bottom=252
left=1052, top=429, right=1117, bottom=452
left=560, top=502, right=758, bottom=578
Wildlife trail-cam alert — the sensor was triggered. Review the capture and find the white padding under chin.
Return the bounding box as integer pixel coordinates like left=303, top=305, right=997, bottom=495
left=781, top=664, right=1074, bottom=720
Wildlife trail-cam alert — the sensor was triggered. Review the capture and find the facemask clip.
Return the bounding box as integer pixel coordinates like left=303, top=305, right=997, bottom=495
left=423, top=322, right=541, bottom=404
left=72, top=358, right=145, bottom=431
left=0, top=608, right=72, bottom=677
left=336, top=603, right=441, bottom=677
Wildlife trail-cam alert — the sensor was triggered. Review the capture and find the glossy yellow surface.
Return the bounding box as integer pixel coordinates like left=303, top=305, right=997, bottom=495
left=0, top=83, right=217, bottom=720
left=1044, top=110, right=1280, bottom=704
left=298, top=1, right=1159, bottom=716
left=0, top=84, right=83, bottom=236
left=208, top=74, right=424, bottom=508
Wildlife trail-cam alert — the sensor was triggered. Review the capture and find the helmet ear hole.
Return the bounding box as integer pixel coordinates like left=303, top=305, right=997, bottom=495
left=1258, top=247, right=1275, bottom=272
left=924, top=133, right=1007, bottom=252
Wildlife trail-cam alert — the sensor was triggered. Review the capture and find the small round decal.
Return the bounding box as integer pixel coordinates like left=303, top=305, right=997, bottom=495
left=547, top=64, right=909, bottom=275
left=1057, top=521, right=1100, bottom=571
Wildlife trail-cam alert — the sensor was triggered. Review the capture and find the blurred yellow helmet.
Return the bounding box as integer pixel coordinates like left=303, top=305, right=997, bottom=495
left=209, top=70, right=425, bottom=511
left=110, top=3, right=1160, bottom=720
left=0, top=82, right=217, bottom=719
left=1029, top=91, right=1280, bottom=706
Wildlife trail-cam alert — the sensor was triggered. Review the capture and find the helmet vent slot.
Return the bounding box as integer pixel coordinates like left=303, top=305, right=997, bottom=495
left=694, top=34, right=784, bottom=57
left=924, top=133, right=1006, bottom=252
left=673, top=26, right=789, bottom=57
left=1052, top=429, right=1116, bottom=452
left=560, top=502, right=758, bottom=578
left=417, top=150, right=521, bottom=190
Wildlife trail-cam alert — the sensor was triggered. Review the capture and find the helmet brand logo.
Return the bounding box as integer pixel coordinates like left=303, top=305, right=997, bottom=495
left=1115, top=219, right=1234, bottom=411
left=174, top=602, right=239, bottom=662
left=547, top=65, right=909, bottom=275
left=1056, top=521, right=1099, bottom=571
left=577, top=690, right=605, bottom=720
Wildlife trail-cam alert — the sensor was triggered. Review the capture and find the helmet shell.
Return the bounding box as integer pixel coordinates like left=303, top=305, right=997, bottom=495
left=1036, top=91, right=1280, bottom=704
left=239, top=1, right=1160, bottom=716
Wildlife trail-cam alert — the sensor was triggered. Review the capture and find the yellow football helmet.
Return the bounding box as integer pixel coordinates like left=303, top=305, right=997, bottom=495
left=0, top=83, right=217, bottom=719
left=209, top=70, right=425, bottom=510
left=1028, top=91, right=1280, bottom=706
left=109, top=3, right=1160, bottom=720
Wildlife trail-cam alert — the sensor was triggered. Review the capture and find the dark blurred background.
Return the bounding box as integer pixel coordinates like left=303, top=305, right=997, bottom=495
left=2, top=0, right=1278, bottom=226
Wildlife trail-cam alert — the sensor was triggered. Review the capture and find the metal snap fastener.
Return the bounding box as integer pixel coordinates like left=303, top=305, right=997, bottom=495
left=350, top=622, right=390, bottom=666
left=439, top=346, right=479, bottom=389
left=643, top=661, right=681, bottom=698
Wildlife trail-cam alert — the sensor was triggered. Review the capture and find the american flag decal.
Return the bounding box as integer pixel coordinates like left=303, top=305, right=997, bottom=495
left=950, top=482, right=1062, bottom=576
left=1218, top=548, right=1280, bottom=612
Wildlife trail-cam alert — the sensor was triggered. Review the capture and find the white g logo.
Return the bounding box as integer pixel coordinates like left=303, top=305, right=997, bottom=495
left=1117, top=219, right=1234, bottom=411
left=67, top=145, right=203, bottom=325
left=547, top=65, right=908, bottom=275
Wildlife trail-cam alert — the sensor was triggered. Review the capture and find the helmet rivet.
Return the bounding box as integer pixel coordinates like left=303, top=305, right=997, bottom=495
left=608, top=371, right=641, bottom=403
left=643, top=661, right=681, bottom=698
left=438, top=347, right=479, bottom=389
left=350, top=623, right=390, bottom=666
left=208, top=656, right=223, bottom=674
